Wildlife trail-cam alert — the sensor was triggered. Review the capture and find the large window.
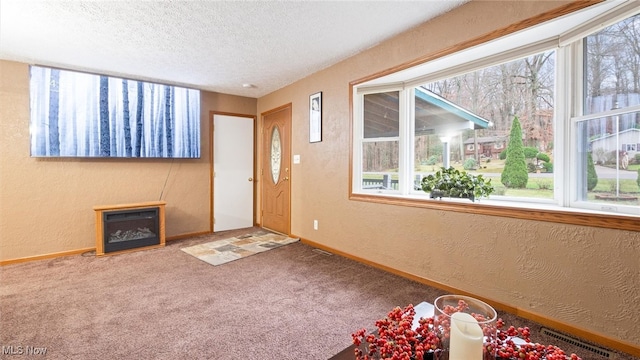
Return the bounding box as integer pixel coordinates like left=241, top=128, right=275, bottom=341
left=571, top=13, right=640, bottom=212
left=417, top=51, right=555, bottom=201
left=352, top=1, right=640, bottom=221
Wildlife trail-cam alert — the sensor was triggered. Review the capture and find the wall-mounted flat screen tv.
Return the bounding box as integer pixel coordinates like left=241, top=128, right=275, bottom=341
left=30, top=65, right=201, bottom=158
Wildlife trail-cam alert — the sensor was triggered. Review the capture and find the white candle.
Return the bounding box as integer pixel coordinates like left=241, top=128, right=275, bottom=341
left=449, top=312, right=484, bottom=360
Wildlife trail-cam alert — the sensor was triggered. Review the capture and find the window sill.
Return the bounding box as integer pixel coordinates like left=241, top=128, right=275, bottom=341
left=349, top=192, right=640, bottom=232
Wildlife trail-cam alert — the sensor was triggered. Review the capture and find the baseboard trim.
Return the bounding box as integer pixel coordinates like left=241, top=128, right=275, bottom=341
left=299, top=237, right=640, bottom=358
left=0, top=247, right=95, bottom=266
left=0, top=231, right=214, bottom=266
left=166, top=231, right=211, bottom=242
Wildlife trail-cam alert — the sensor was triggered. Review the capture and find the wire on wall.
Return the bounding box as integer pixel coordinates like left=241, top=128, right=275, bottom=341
left=158, top=160, right=175, bottom=201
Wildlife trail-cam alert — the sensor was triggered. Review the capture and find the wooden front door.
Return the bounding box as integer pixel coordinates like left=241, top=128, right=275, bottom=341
left=261, top=105, right=291, bottom=235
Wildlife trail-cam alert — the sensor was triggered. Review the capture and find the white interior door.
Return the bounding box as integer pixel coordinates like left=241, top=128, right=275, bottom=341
left=213, top=114, right=254, bottom=231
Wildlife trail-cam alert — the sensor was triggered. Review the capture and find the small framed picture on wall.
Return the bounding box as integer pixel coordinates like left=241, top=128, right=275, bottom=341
left=309, top=91, right=322, bottom=143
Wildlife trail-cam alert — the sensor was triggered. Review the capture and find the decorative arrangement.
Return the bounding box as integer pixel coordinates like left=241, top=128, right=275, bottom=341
left=433, top=295, right=497, bottom=360
left=351, top=296, right=581, bottom=360
left=420, top=167, right=493, bottom=202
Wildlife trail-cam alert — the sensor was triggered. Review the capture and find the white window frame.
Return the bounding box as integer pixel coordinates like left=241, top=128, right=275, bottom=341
left=353, top=85, right=407, bottom=195
left=350, top=1, right=640, bottom=228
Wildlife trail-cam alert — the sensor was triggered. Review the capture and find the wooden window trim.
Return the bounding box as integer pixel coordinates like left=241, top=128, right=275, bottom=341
left=349, top=193, right=640, bottom=232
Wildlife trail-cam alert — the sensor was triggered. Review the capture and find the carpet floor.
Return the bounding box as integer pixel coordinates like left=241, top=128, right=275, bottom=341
left=0, top=227, right=637, bottom=360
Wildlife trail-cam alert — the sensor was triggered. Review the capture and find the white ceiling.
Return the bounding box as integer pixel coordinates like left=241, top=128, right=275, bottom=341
left=0, top=0, right=467, bottom=98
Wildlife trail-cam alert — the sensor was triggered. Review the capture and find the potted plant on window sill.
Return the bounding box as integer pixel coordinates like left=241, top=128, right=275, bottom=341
left=420, top=167, right=493, bottom=202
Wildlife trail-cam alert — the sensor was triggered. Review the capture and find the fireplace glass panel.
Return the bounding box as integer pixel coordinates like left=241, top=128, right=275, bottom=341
left=103, top=208, right=159, bottom=253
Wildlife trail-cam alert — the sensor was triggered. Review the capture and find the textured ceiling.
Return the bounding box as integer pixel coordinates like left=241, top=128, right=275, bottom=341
left=0, top=0, right=467, bottom=98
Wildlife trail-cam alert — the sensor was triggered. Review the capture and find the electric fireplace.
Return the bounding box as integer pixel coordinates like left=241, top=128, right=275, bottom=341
left=94, top=202, right=166, bottom=256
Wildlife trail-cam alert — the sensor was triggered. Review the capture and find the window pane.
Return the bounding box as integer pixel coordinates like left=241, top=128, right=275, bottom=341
left=362, top=141, right=399, bottom=172
left=577, top=113, right=640, bottom=207
left=419, top=51, right=555, bottom=200
left=414, top=134, right=444, bottom=171
left=585, top=14, right=640, bottom=115
left=362, top=140, right=399, bottom=190
left=364, top=91, right=399, bottom=138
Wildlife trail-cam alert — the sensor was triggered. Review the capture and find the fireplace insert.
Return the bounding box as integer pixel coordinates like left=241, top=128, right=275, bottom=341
left=102, top=208, right=160, bottom=253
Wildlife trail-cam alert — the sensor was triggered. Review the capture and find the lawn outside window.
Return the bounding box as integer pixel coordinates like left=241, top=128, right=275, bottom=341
left=350, top=1, right=640, bottom=231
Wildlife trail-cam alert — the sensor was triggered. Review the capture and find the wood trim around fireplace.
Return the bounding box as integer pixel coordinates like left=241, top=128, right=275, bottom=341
left=93, top=201, right=166, bottom=256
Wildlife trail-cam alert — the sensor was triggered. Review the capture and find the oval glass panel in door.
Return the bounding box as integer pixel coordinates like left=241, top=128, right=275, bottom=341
left=270, top=126, right=282, bottom=184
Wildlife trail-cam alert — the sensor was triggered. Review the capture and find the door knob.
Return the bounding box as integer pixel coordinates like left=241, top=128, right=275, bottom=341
left=248, top=177, right=253, bottom=182
left=283, top=176, right=289, bottom=181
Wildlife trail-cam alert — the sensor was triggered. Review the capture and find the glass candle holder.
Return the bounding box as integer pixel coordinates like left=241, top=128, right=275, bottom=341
left=433, top=294, right=497, bottom=360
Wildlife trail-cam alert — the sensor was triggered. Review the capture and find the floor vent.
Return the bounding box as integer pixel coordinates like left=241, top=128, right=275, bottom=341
left=312, top=248, right=333, bottom=256
left=540, top=328, right=612, bottom=358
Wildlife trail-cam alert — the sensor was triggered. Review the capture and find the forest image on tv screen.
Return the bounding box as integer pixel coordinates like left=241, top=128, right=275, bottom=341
left=30, top=66, right=201, bottom=158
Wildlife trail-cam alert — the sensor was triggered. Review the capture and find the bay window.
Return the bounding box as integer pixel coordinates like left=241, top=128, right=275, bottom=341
left=351, top=1, right=640, bottom=225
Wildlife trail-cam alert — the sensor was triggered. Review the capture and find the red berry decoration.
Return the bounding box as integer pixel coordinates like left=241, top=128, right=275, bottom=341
left=351, top=302, right=582, bottom=360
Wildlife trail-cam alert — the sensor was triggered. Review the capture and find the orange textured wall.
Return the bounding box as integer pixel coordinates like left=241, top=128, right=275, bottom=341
left=0, top=60, right=256, bottom=261
left=256, top=0, right=640, bottom=351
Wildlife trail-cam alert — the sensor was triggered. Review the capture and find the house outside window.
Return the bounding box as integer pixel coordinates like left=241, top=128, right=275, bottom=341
left=352, top=1, right=640, bottom=218
left=360, top=91, right=401, bottom=191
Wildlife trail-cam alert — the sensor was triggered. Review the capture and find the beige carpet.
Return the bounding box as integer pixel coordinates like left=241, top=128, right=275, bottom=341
left=1, top=227, right=636, bottom=359
left=180, top=230, right=298, bottom=266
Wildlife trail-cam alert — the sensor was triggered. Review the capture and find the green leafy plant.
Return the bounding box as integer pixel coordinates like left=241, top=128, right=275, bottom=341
left=425, top=155, right=438, bottom=166
left=421, top=167, right=493, bottom=202
left=587, top=152, right=598, bottom=191
left=463, top=158, right=478, bottom=170
left=501, top=116, right=528, bottom=188
left=523, top=146, right=539, bottom=159
left=538, top=179, right=552, bottom=190
left=536, top=153, right=550, bottom=163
